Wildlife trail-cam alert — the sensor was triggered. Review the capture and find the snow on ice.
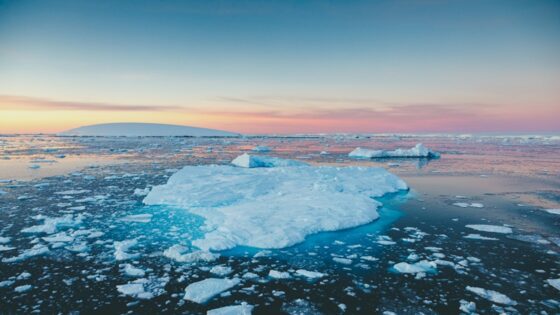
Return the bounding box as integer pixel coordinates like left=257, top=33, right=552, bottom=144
left=144, top=163, right=407, bottom=251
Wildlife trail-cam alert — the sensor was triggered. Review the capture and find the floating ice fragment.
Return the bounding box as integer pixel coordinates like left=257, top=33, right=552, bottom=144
left=210, top=265, right=233, bottom=277
left=464, top=234, right=498, bottom=241
left=349, top=143, right=439, bottom=158
left=14, top=285, right=32, bottom=293
left=163, top=245, right=219, bottom=263
left=231, top=153, right=307, bottom=168
left=544, top=209, right=560, bottom=215
left=207, top=302, right=254, bottom=315
left=466, top=286, right=517, bottom=306
left=183, top=278, right=241, bottom=303
left=114, top=239, right=140, bottom=261
left=393, top=260, right=437, bottom=274
left=21, top=214, right=84, bottom=234
left=252, top=146, right=271, bottom=152
left=295, top=269, right=325, bottom=279
left=133, top=188, right=151, bottom=196
left=465, top=224, right=512, bottom=234
left=268, top=270, right=291, bottom=279
left=122, top=264, right=146, bottom=277
left=333, top=257, right=352, bottom=265
left=546, top=278, right=560, bottom=291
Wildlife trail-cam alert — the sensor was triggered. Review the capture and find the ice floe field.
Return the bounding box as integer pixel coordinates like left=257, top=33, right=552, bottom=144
left=0, top=134, right=559, bottom=314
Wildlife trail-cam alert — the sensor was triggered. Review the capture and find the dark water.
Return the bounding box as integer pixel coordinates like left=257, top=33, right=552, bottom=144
left=0, top=134, right=559, bottom=314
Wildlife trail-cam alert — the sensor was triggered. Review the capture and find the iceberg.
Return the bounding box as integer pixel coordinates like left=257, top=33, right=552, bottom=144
left=144, top=164, right=407, bottom=251
left=60, top=122, right=239, bottom=137
left=231, top=153, right=308, bottom=168
left=349, top=143, right=440, bottom=159
left=183, top=278, right=241, bottom=303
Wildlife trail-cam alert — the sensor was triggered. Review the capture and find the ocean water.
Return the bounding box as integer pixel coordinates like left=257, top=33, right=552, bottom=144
left=0, top=134, right=559, bottom=314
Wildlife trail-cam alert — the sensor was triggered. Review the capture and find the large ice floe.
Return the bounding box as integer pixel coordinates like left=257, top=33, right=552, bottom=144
left=144, top=154, right=408, bottom=251
left=349, top=143, right=440, bottom=159
left=231, top=153, right=308, bottom=168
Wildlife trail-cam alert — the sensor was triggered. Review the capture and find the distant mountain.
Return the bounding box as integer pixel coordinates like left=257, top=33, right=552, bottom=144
left=60, top=123, right=240, bottom=137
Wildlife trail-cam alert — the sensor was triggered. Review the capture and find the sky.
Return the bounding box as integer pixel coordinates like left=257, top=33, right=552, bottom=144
left=0, top=0, right=559, bottom=134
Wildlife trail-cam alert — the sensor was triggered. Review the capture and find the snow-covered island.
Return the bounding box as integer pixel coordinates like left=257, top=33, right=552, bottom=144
left=349, top=143, right=440, bottom=159
left=144, top=154, right=408, bottom=251
left=59, top=122, right=240, bottom=137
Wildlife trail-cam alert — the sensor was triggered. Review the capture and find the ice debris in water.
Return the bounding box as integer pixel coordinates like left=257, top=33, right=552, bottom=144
left=349, top=143, right=440, bottom=159
left=231, top=153, right=308, bottom=168
left=2, top=244, right=50, bottom=263
left=21, top=214, right=84, bottom=234
left=465, top=286, right=517, bottom=306
left=207, top=302, right=254, bottom=315
left=116, top=276, right=169, bottom=300
left=544, top=208, right=560, bottom=215
left=114, top=239, right=140, bottom=261
left=162, top=245, right=219, bottom=263
left=144, top=164, right=407, bottom=251
left=183, top=278, right=241, bottom=303
left=465, top=224, right=512, bottom=234
left=268, top=270, right=291, bottom=279
left=122, top=264, right=146, bottom=277
left=295, top=269, right=325, bottom=279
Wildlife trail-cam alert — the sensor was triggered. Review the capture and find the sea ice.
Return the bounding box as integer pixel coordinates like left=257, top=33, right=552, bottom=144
left=14, top=285, right=32, bottom=293
left=122, top=264, right=146, bottom=277
left=465, top=286, right=517, bottom=306
left=348, top=143, right=439, bottom=159
left=465, top=224, right=512, bottom=234
left=207, top=303, right=254, bottom=315
left=183, top=278, right=241, bottom=303
left=2, top=244, right=50, bottom=263
left=544, top=209, right=560, bottom=215
left=231, top=153, right=308, bottom=168
left=144, top=164, right=407, bottom=251
left=210, top=265, right=233, bottom=276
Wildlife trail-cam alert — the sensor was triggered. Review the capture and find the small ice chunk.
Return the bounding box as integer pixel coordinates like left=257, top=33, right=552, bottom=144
left=333, top=257, right=352, bottom=265
left=163, top=245, right=219, bottom=263
left=459, top=300, right=476, bottom=314
left=465, top=224, right=512, bottom=234
left=116, top=283, right=148, bottom=298
left=547, top=278, right=560, bottom=291
left=295, top=269, right=325, bottom=279
left=466, top=286, right=517, bottom=306
left=464, top=234, right=498, bottom=241
left=133, top=188, right=151, bottom=197
left=544, top=209, right=560, bottom=215
left=252, top=146, right=271, bottom=152
left=14, top=284, right=32, bottom=293
left=0, top=236, right=11, bottom=244
left=120, top=214, right=153, bottom=223
left=123, top=264, right=146, bottom=277
left=183, top=278, right=241, bottom=303
left=207, top=302, right=254, bottom=315
left=268, top=270, right=291, bottom=279
left=42, top=232, right=74, bottom=243
left=393, top=260, right=436, bottom=274
left=349, top=143, right=439, bottom=159
left=0, top=245, right=15, bottom=251
left=231, top=153, right=307, bottom=168
left=114, top=239, right=140, bottom=261
left=210, top=265, right=233, bottom=277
